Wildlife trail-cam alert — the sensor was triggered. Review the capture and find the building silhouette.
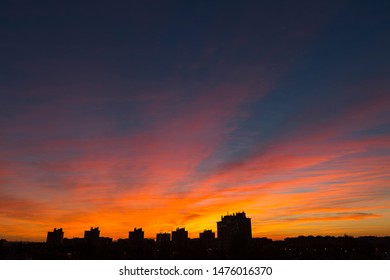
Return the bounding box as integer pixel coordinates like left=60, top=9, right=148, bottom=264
left=46, top=228, right=64, bottom=247
left=199, top=229, right=216, bottom=251
left=84, top=227, right=100, bottom=246
left=171, top=228, right=189, bottom=257
left=217, top=212, right=252, bottom=253
left=172, top=228, right=188, bottom=244
left=155, top=232, right=171, bottom=258
left=129, top=228, right=144, bottom=243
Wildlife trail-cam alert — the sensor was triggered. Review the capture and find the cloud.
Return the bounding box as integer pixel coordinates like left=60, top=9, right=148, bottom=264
left=283, top=212, right=381, bottom=222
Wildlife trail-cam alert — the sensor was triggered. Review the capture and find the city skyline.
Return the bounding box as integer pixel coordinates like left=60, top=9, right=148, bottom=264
left=44, top=212, right=251, bottom=243
left=4, top=211, right=389, bottom=260
left=3, top=211, right=390, bottom=243
left=1, top=1, right=390, bottom=242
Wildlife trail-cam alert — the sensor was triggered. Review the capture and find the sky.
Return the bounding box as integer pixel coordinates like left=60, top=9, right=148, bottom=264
left=0, top=0, right=389, bottom=241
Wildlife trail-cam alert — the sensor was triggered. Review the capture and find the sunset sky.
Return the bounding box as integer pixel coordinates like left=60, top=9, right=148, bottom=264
left=1, top=1, right=389, bottom=241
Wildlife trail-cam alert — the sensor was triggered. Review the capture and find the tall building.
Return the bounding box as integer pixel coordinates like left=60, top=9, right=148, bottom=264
left=199, top=229, right=216, bottom=249
left=46, top=228, right=64, bottom=246
left=84, top=227, right=100, bottom=245
left=217, top=212, right=252, bottom=252
left=129, top=228, right=144, bottom=243
left=171, top=228, right=188, bottom=244
left=171, top=228, right=189, bottom=255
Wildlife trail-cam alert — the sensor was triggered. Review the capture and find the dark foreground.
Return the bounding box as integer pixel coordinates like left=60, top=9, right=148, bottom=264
left=1, top=235, right=389, bottom=260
